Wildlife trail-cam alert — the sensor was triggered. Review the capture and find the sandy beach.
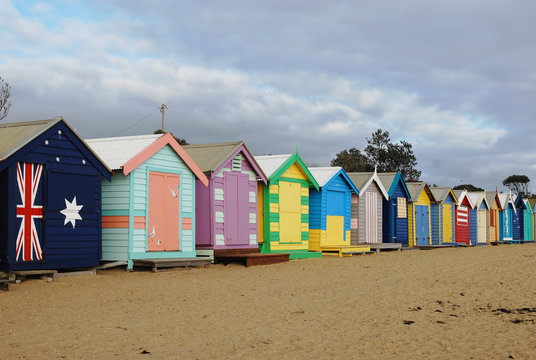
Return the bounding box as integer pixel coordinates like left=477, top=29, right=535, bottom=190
left=2, top=244, right=536, bottom=359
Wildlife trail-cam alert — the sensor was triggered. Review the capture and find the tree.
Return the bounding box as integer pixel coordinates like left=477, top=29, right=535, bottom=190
left=453, top=184, right=484, bottom=192
left=153, top=129, right=189, bottom=145
left=331, top=129, right=421, bottom=180
left=0, top=76, right=11, bottom=121
left=503, top=174, right=530, bottom=197
left=330, top=148, right=372, bottom=172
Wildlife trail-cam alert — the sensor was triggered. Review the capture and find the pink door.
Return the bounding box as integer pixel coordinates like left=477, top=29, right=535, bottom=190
left=148, top=172, right=181, bottom=251
left=224, top=172, right=250, bottom=245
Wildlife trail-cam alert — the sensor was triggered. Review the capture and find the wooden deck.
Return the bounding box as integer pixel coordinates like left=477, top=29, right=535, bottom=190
left=133, top=258, right=212, bottom=272
left=321, top=245, right=371, bottom=257
left=365, top=243, right=403, bottom=253
left=216, top=252, right=290, bottom=267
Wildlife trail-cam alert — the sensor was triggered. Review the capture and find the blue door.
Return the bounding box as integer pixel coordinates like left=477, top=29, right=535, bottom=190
left=415, top=205, right=430, bottom=246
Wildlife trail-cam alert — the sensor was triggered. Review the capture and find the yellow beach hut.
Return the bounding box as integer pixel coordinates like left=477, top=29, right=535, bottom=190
left=406, top=182, right=437, bottom=247
left=254, top=152, right=321, bottom=259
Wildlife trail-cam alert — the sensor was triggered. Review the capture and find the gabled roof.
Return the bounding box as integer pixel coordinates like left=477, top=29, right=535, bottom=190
left=0, top=117, right=111, bottom=179
left=406, top=182, right=436, bottom=203
left=430, top=187, right=458, bottom=203
left=377, top=172, right=411, bottom=200
left=513, top=193, right=527, bottom=210
left=87, top=133, right=208, bottom=186
left=467, top=191, right=490, bottom=210
left=183, top=141, right=267, bottom=184
left=485, top=190, right=502, bottom=210
left=497, top=192, right=517, bottom=213
left=528, top=198, right=536, bottom=213
left=524, top=199, right=533, bottom=213
left=453, top=189, right=474, bottom=207
left=308, top=167, right=359, bottom=194
left=347, top=172, right=389, bottom=200
left=254, top=152, right=319, bottom=190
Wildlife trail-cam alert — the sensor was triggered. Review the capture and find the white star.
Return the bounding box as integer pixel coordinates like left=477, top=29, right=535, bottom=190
left=60, top=196, right=83, bottom=228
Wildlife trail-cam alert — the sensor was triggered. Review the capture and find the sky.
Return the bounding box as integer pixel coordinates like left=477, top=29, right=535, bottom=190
left=1, top=0, right=535, bottom=192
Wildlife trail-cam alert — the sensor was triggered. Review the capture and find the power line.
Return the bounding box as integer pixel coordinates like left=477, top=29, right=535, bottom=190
left=113, top=107, right=159, bottom=136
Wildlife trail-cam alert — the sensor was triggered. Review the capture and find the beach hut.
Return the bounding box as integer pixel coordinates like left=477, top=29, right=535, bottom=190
left=523, top=199, right=533, bottom=242
left=347, top=172, right=390, bottom=247
left=485, top=191, right=501, bottom=243
left=0, top=118, right=111, bottom=271
left=429, top=187, right=457, bottom=246
left=467, top=192, right=490, bottom=245
left=87, top=133, right=209, bottom=270
left=182, top=141, right=287, bottom=265
left=406, top=182, right=436, bottom=247
left=497, top=193, right=515, bottom=242
left=308, top=167, right=366, bottom=254
left=528, top=198, right=536, bottom=241
left=254, top=152, right=321, bottom=259
left=513, top=194, right=526, bottom=242
left=453, top=190, right=473, bottom=245
left=376, top=172, right=411, bottom=247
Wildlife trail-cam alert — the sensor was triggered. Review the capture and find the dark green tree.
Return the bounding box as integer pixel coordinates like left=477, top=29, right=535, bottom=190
left=503, top=174, right=530, bottom=196
left=453, top=184, right=484, bottom=192
left=153, top=129, right=189, bottom=145
left=331, top=129, right=421, bottom=180
left=330, top=148, right=372, bottom=172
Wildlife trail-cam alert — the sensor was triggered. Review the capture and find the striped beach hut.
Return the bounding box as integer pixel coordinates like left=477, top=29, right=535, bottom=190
left=254, top=152, right=321, bottom=259
left=183, top=142, right=267, bottom=255
left=0, top=118, right=111, bottom=271
left=485, top=191, right=501, bottom=243
left=453, top=190, right=473, bottom=245
left=513, top=194, right=526, bottom=241
left=377, top=172, right=411, bottom=246
left=347, top=172, right=389, bottom=245
left=87, top=133, right=209, bottom=270
left=497, top=193, right=515, bottom=242
left=467, top=192, right=490, bottom=245
left=406, top=182, right=436, bottom=247
left=429, top=187, right=457, bottom=246
left=523, top=199, right=533, bottom=242
left=308, top=167, right=359, bottom=252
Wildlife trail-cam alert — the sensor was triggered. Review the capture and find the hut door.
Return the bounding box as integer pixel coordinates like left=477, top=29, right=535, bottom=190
left=489, top=209, right=496, bottom=242
left=147, top=172, right=180, bottom=251
left=224, top=173, right=249, bottom=245
left=326, top=191, right=346, bottom=246
left=477, top=210, right=487, bottom=244
left=415, top=205, right=429, bottom=246
left=443, top=204, right=452, bottom=243
left=365, top=191, right=378, bottom=243
left=456, top=205, right=470, bottom=244
left=279, top=181, right=301, bottom=243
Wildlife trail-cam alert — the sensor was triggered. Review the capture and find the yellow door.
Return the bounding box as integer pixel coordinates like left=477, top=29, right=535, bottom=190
left=443, top=204, right=452, bottom=243
left=279, top=181, right=301, bottom=243
left=326, top=215, right=344, bottom=246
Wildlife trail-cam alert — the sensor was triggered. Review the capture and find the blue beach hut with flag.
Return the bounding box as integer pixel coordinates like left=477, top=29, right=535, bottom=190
left=0, top=118, right=111, bottom=271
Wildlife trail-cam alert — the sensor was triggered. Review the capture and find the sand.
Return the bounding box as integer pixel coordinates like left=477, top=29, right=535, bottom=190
left=1, top=244, right=536, bottom=359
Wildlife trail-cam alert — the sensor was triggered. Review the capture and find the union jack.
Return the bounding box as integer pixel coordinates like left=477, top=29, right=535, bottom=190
left=16, top=162, right=44, bottom=261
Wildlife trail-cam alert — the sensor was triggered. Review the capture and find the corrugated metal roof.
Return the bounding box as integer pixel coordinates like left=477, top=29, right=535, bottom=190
left=467, top=191, right=487, bottom=209
left=406, top=182, right=427, bottom=201
left=347, top=172, right=374, bottom=191
left=308, top=167, right=341, bottom=187
left=0, top=118, right=61, bottom=161
left=86, top=134, right=163, bottom=170
left=484, top=191, right=497, bottom=208
left=254, top=154, right=292, bottom=178
left=376, top=172, right=397, bottom=193
left=430, top=187, right=451, bottom=202
left=183, top=141, right=243, bottom=173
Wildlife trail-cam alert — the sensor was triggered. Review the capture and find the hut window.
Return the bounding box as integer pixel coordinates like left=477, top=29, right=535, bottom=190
left=232, top=154, right=242, bottom=171
left=397, top=197, right=407, bottom=218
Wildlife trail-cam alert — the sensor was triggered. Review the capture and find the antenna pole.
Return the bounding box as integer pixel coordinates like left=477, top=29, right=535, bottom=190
left=159, top=104, right=168, bottom=132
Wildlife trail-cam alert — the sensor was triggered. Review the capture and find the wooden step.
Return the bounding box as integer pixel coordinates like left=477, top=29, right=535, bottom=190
left=133, top=258, right=212, bottom=272
left=216, top=252, right=289, bottom=267
left=321, top=245, right=371, bottom=257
